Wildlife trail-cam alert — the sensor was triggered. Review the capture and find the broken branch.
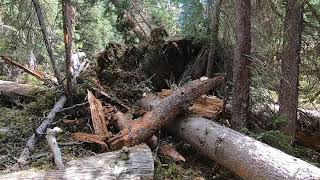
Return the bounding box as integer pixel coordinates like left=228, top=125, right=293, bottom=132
left=108, top=76, right=224, bottom=149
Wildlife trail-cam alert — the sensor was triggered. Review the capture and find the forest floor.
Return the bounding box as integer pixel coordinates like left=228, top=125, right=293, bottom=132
left=0, top=36, right=319, bottom=179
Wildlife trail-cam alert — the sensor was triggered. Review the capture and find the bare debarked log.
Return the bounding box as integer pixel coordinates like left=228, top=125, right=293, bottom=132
left=171, top=117, right=320, bottom=180
left=1, top=144, right=154, bottom=180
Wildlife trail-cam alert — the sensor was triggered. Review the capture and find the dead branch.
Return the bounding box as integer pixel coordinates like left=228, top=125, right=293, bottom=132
left=0, top=55, right=57, bottom=85
left=10, top=96, right=67, bottom=170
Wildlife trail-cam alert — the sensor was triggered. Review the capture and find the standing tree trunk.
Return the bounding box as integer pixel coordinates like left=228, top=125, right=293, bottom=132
left=231, top=0, right=252, bottom=130
left=62, top=0, right=75, bottom=101
left=278, top=0, right=303, bottom=137
left=32, top=0, right=62, bottom=84
left=206, top=0, right=221, bottom=78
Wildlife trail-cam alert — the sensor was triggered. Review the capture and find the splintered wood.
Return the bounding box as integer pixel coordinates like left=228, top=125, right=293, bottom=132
left=71, top=132, right=109, bottom=151
left=151, top=89, right=224, bottom=119
left=87, top=90, right=109, bottom=137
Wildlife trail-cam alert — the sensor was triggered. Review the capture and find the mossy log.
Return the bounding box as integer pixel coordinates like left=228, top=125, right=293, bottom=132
left=171, top=117, right=320, bottom=180
left=1, top=144, right=154, bottom=179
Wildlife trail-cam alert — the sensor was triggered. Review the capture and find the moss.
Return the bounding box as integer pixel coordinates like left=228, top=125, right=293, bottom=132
left=155, top=162, right=183, bottom=180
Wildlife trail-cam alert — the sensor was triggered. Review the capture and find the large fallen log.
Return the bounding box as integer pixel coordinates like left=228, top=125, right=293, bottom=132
left=10, top=96, right=67, bottom=170
left=171, top=117, right=320, bottom=180
left=1, top=144, right=154, bottom=179
left=0, top=80, right=42, bottom=97
left=108, top=76, right=224, bottom=149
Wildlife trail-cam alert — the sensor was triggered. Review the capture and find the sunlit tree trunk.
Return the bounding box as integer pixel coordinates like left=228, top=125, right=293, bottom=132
left=231, top=0, right=251, bottom=130
left=279, top=0, right=303, bottom=137
left=62, top=0, right=75, bottom=102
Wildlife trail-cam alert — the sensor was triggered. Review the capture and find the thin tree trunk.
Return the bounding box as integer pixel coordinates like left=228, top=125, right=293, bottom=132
left=62, top=0, right=75, bottom=102
left=278, top=0, right=303, bottom=137
left=231, top=0, right=251, bottom=130
left=31, top=0, right=62, bottom=84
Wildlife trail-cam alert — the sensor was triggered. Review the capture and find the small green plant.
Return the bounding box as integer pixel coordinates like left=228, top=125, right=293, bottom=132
left=155, top=162, right=183, bottom=180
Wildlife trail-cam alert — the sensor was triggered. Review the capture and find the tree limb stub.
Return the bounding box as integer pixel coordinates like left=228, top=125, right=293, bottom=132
left=171, top=117, right=320, bottom=180
left=108, top=76, right=224, bottom=149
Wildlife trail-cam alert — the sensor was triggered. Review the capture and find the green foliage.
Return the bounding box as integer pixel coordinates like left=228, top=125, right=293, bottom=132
left=155, top=162, right=183, bottom=180
left=178, top=0, right=207, bottom=37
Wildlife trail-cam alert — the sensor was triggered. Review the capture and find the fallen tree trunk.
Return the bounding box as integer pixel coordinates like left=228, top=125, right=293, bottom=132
left=10, top=96, right=67, bottom=170
left=108, top=76, right=224, bottom=149
left=171, top=117, right=320, bottom=180
left=112, top=111, right=186, bottom=162
left=1, top=144, right=154, bottom=179
left=0, top=80, right=42, bottom=97
left=0, top=55, right=57, bottom=85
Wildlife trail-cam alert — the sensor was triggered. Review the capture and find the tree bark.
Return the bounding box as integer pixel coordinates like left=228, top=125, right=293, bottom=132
left=112, top=111, right=185, bottom=161
left=32, top=0, right=62, bottom=84
left=108, top=76, right=224, bottom=149
left=62, top=0, right=75, bottom=102
left=0, top=80, right=41, bottom=97
left=231, top=0, right=251, bottom=130
left=171, top=117, right=320, bottom=180
left=206, top=0, right=221, bottom=78
left=2, top=144, right=154, bottom=179
left=278, top=0, right=303, bottom=137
